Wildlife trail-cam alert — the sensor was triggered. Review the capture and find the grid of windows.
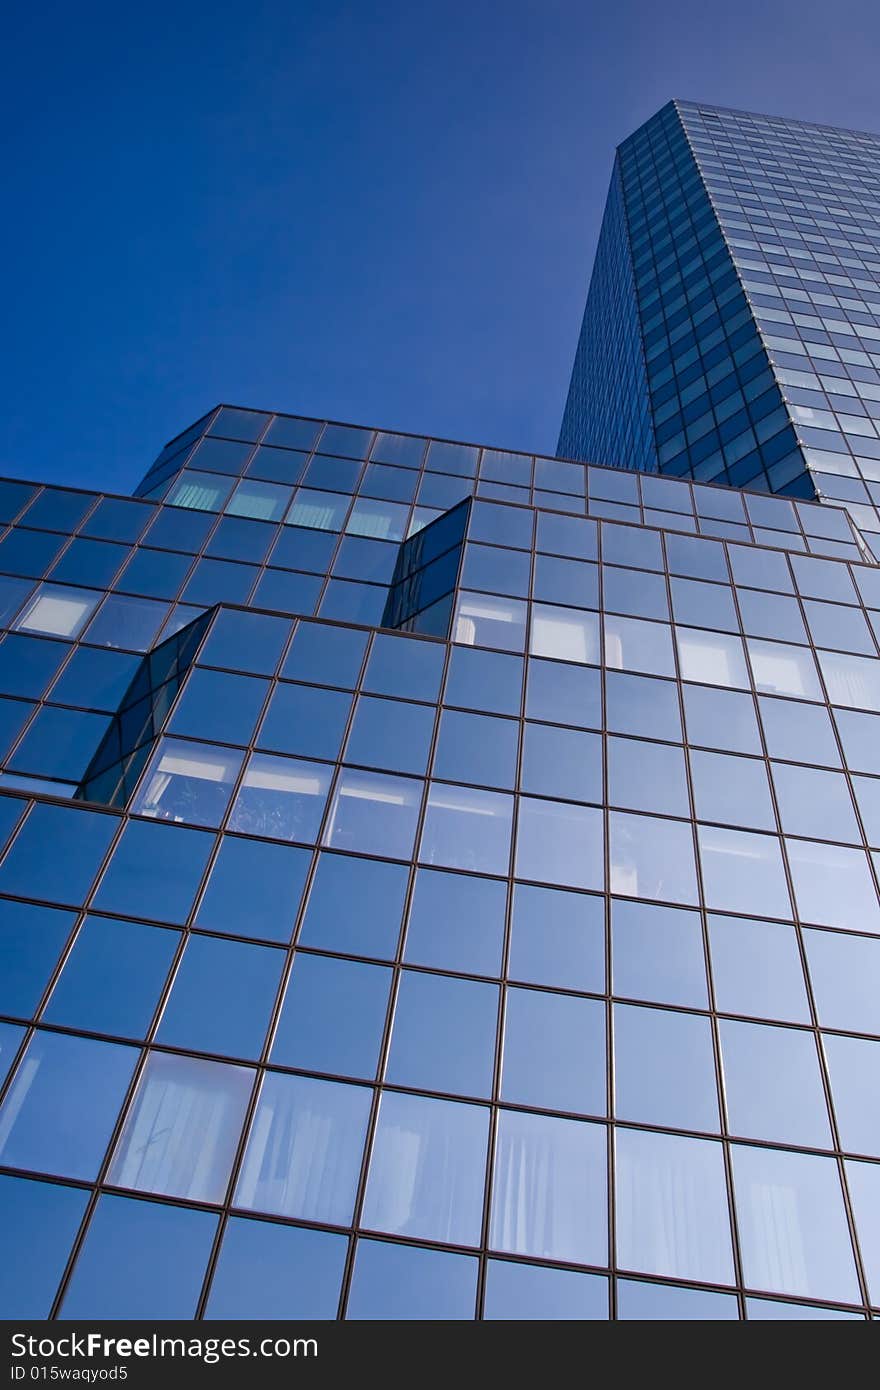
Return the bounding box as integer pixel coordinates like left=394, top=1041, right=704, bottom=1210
left=559, top=98, right=880, bottom=556
left=2, top=416, right=880, bottom=1317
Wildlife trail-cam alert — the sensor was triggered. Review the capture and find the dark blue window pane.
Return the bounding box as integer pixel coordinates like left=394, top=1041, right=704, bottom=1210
left=347, top=1239, right=477, bottom=1320
left=196, top=837, right=310, bottom=943
left=484, top=1260, right=607, bottom=1320
left=258, top=682, right=352, bottom=759
left=199, top=609, right=291, bottom=675
left=525, top=658, right=601, bottom=728
left=283, top=622, right=368, bottom=688
left=50, top=647, right=139, bottom=711
left=170, top=668, right=269, bottom=746
left=206, top=1218, right=346, bottom=1319
left=0, top=1031, right=136, bottom=1179
left=404, top=868, right=506, bottom=976
left=345, top=696, right=434, bottom=775
left=0, top=1021, right=24, bottom=1085
left=605, top=670, right=682, bottom=740
left=272, top=953, right=391, bottom=1078
left=181, top=559, right=257, bottom=607
left=617, top=1279, right=738, bottom=1320
left=82, top=497, right=152, bottom=544
left=158, top=935, right=284, bottom=1059
left=386, top=971, right=498, bottom=1097
left=61, top=1196, right=217, bottom=1319
left=439, top=644, right=522, bottom=717
left=93, top=819, right=214, bottom=923
left=44, top=916, right=178, bottom=1038
left=509, top=884, right=604, bottom=992
left=298, top=852, right=407, bottom=957
left=0, top=527, right=66, bottom=577
left=145, top=507, right=213, bottom=552
left=9, top=707, right=110, bottom=781
left=0, top=480, right=38, bottom=524
left=0, top=635, right=66, bottom=698
left=252, top=567, right=321, bottom=616
left=520, top=723, right=602, bottom=802
left=0, top=794, right=25, bottom=851
left=85, top=594, right=168, bottom=651
left=0, top=1175, right=88, bottom=1317
left=50, top=538, right=128, bottom=589
left=0, top=899, right=75, bottom=1016
left=269, top=526, right=336, bottom=573
left=0, top=804, right=117, bottom=906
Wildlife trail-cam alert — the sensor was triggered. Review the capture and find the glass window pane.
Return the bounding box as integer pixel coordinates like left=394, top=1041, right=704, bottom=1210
left=405, top=868, right=506, bottom=976
left=773, top=763, right=859, bottom=842
left=109, top=1052, right=253, bottom=1203
left=421, top=783, right=512, bottom=875
left=0, top=899, right=76, bottom=1016
left=206, top=1217, right=346, bottom=1320
left=614, top=1004, right=718, bottom=1131
left=676, top=628, right=749, bottom=687
left=525, top=657, right=601, bottom=728
left=698, top=826, right=791, bottom=918
left=490, top=1109, right=606, bottom=1264
left=387, top=971, right=498, bottom=1097
left=520, top=724, right=602, bottom=802
left=61, top=1195, right=216, bottom=1319
left=605, top=615, right=675, bottom=676
left=683, top=683, right=761, bottom=753
left=615, top=1128, right=734, bottom=1284
left=786, top=838, right=880, bottom=932
left=509, top=883, right=604, bottom=992
left=845, top=1159, right=880, bottom=1306
left=345, top=696, right=434, bottom=776
left=14, top=585, right=99, bottom=639
left=612, top=899, right=707, bottom=1007
left=196, top=837, right=310, bottom=944
left=515, top=797, right=603, bottom=890
left=502, top=988, right=604, bottom=1114
left=709, top=915, right=809, bottom=1023
left=608, top=738, right=689, bottom=816
left=157, top=935, right=283, bottom=1059
left=454, top=592, right=526, bottom=652
left=298, top=852, right=407, bottom=958
left=444, top=646, right=523, bottom=715
left=433, top=710, right=518, bottom=789
left=0, top=1031, right=136, bottom=1180
left=131, top=738, right=242, bottom=829
left=530, top=604, right=600, bottom=664
left=347, top=1240, right=477, bottom=1321
left=44, top=915, right=178, bottom=1038
left=732, top=1144, right=859, bottom=1303
left=362, top=1091, right=488, bottom=1245
left=748, top=638, right=822, bottom=699
left=258, top=682, right=351, bottom=760
left=825, top=1034, right=880, bottom=1157
left=228, top=753, right=331, bottom=843
left=690, top=750, right=775, bottom=830
left=605, top=671, right=681, bottom=741
left=0, top=1175, right=88, bottom=1317
left=272, top=953, right=391, bottom=1079
left=721, top=1019, right=830, bottom=1147
left=610, top=812, right=698, bottom=905
left=484, top=1260, right=607, bottom=1320
left=617, top=1279, right=737, bottom=1320
left=235, top=1072, right=370, bottom=1224
left=323, top=770, right=420, bottom=859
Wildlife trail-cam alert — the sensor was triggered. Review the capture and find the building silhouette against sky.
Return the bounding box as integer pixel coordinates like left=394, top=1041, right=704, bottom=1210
left=3, top=102, right=880, bottom=1321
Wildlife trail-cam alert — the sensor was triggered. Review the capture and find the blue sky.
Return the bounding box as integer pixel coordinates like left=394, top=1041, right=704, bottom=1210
left=5, top=0, right=880, bottom=493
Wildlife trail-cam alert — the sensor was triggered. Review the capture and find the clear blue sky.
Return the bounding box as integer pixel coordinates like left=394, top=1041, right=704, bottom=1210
left=5, top=0, right=880, bottom=494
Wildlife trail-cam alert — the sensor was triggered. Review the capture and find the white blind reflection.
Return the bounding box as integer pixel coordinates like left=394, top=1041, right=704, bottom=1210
left=236, top=1073, right=370, bottom=1225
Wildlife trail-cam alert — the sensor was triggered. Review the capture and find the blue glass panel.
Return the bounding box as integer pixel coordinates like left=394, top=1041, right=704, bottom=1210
left=272, top=953, right=391, bottom=1078
left=44, top=916, right=178, bottom=1038
left=612, top=899, right=707, bottom=1007
left=0, top=1031, right=136, bottom=1180
left=50, top=647, right=140, bottom=711
left=283, top=622, right=368, bottom=689
left=617, top=1280, right=738, bottom=1320
left=199, top=608, right=291, bottom=676
left=298, top=852, right=406, bottom=957
left=387, top=971, right=498, bottom=1097
left=484, top=1261, right=607, bottom=1320
left=170, top=668, right=269, bottom=746
left=61, top=1196, right=217, bottom=1319
left=9, top=706, right=110, bottom=781
left=196, top=837, right=310, bottom=944
left=258, top=682, right=352, bottom=760
left=347, top=1240, right=477, bottom=1320
left=404, top=868, right=505, bottom=976
left=0, top=899, right=76, bottom=1016
left=157, top=935, right=284, bottom=1059
left=236, top=1072, right=371, bottom=1223
left=509, top=883, right=604, bottom=992
left=0, top=635, right=67, bottom=698
left=0, top=804, right=117, bottom=906
left=93, top=819, right=214, bottom=923
left=502, top=988, right=605, bottom=1114
left=363, top=633, right=445, bottom=702
left=206, top=1218, right=346, bottom=1319
left=0, top=1175, right=88, bottom=1317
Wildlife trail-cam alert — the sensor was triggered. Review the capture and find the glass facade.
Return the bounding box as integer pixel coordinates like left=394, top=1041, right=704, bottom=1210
left=559, top=99, right=880, bottom=556
left=5, top=100, right=880, bottom=1323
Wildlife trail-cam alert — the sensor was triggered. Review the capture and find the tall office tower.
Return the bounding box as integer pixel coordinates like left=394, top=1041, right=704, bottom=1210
left=559, top=100, right=880, bottom=556
left=4, top=112, right=880, bottom=1329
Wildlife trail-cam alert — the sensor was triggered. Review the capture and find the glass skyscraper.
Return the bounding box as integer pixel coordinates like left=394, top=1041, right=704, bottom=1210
left=560, top=99, right=880, bottom=552
left=3, top=104, right=880, bottom=1324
